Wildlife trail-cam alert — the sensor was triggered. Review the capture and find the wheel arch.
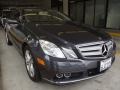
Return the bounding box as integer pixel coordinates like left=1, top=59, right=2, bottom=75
left=22, top=42, right=28, bottom=55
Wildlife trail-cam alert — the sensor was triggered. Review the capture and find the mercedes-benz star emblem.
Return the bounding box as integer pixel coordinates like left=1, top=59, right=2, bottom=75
left=102, top=44, right=108, bottom=56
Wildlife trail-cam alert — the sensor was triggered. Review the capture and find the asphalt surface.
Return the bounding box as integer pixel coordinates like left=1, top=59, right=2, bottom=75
left=0, top=28, right=120, bottom=90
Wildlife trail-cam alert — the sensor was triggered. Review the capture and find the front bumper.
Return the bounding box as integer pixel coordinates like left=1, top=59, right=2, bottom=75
left=43, top=73, right=103, bottom=85
left=40, top=56, right=115, bottom=85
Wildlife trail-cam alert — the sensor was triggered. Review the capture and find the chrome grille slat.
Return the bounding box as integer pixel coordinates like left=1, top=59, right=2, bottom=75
left=82, top=50, right=100, bottom=52
left=76, top=41, right=104, bottom=47
left=76, top=41, right=113, bottom=59
left=79, top=45, right=102, bottom=51
left=82, top=51, right=102, bottom=56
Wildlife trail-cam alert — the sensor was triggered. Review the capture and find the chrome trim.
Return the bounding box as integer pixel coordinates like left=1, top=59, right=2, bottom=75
left=75, top=41, right=113, bottom=59
left=43, top=73, right=103, bottom=85
left=76, top=41, right=105, bottom=48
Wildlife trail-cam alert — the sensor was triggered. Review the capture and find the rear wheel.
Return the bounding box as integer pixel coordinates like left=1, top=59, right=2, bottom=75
left=4, top=23, right=7, bottom=31
left=24, top=46, right=41, bottom=82
left=5, top=32, right=12, bottom=45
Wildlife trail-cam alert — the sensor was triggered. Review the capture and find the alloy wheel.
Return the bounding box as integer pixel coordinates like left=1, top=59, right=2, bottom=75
left=25, top=50, right=35, bottom=78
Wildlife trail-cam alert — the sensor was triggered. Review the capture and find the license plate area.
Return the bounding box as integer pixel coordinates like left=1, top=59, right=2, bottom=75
left=100, top=58, right=112, bottom=72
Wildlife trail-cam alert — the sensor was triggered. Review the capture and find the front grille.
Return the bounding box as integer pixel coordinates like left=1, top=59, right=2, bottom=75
left=76, top=41, right=113, bottom=59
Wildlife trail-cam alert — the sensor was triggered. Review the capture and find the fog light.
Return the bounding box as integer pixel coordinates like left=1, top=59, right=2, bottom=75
left=56, top=73, right=63, bottom=78
left=64, top=73, right=71, bottom=78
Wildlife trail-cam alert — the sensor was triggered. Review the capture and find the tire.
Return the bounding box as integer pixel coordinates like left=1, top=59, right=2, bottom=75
left=5, top=32, right=12, bottom=45
left=4, top=23, right=7, bottom=31
left=24, top=46, right=41, bottom=82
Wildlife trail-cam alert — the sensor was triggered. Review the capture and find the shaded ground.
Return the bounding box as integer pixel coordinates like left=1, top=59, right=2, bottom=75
left=0, top=28, right=3, bottom=90
left=0, top=28, right=120, bottom=90
left=0, top=50, right=3, bottom=90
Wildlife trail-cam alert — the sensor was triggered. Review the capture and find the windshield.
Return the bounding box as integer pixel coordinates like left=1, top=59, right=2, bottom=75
left=24, top=10, right=71, bottom=24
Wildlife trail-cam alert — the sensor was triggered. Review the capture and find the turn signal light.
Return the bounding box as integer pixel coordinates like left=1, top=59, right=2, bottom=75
left=37, top=58, right=45, bottom=66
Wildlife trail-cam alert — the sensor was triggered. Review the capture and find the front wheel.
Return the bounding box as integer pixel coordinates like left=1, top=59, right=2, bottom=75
left=24, top=46, right=41, bottom=82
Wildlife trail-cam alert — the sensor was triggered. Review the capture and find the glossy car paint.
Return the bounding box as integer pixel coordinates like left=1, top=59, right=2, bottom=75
left=5, top=10, right=116, bottom=85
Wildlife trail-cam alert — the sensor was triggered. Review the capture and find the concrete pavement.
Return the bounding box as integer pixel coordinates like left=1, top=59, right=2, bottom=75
left=0, top=28, right=120, bottom=90
left=0, top=46, right=3, bottom=90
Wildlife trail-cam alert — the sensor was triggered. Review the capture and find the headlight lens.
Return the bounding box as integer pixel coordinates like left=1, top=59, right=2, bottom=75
left=62, top=47, right=78, bottom=59
left=39, top=40, right=65, bottom=58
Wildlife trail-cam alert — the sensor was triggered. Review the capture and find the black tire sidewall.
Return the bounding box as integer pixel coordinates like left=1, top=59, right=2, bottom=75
left=6, top=32, right=12, bottom=45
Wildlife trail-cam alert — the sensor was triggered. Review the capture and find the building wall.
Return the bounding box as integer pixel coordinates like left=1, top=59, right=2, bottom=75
left=52, top=0, right=120, bottom=30
left=69, top=0, right=120, bottom=30
left=0, top=0, right=51, bottom=9
left=107, top=0, right=120, bottom=29
left=63, top=0, right=68, bottom=15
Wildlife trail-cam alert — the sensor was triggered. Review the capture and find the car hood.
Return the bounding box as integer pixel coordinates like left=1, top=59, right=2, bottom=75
left=26, top=22, right=111, bottom=45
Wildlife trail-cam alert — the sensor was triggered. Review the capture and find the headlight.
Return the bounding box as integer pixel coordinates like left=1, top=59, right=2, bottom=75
left=62, top=47, right=78, bottom=59
left=39, top=40, right=65, bottom=58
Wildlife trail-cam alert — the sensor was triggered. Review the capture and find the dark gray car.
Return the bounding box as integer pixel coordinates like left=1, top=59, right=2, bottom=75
left=5, top=10, right=116, bottom=85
